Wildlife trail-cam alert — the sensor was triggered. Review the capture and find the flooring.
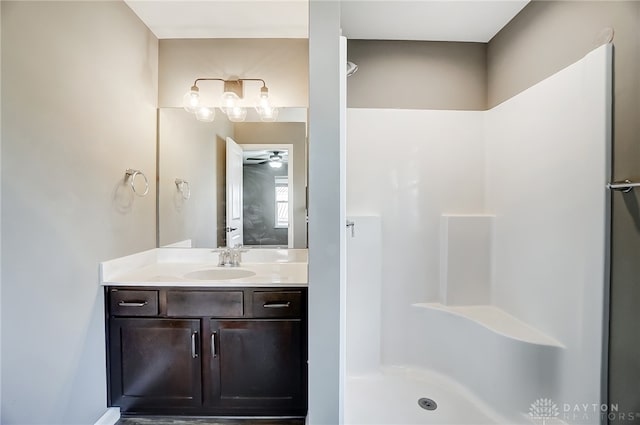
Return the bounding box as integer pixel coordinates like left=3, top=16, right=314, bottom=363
left=116, top=417, right=305, bottom=425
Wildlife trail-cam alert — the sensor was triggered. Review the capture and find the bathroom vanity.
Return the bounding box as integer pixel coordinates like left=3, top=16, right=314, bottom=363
left=101, top=249, right=308, bottom=417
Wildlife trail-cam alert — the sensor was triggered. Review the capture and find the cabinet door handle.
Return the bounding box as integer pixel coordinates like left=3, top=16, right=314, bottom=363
left=118, top=301, right=148, bottom=307
left=211, top=332, right=217, bottom=358
left=263, top=302, right=291, bottom=308
left=191, top=332, right=199, bottom=358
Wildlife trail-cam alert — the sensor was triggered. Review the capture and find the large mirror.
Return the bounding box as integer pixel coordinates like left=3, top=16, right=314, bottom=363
left=157, top=107, right=308, bottom=249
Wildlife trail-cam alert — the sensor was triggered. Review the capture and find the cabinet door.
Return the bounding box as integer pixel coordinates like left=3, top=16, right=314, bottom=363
left=109, top=318, right=202, bottom=411
left=208, top=319, right=305, bottom=412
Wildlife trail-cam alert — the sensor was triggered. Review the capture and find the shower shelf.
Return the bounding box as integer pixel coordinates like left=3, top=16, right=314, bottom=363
left=412, top=303, right=564, bottom=348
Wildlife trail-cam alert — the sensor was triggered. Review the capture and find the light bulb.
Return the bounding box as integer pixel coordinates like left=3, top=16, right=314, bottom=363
left=259, top=106, right=279, bottom=122
left=195, top=106, right=215, bottom=122
left=227, top=106, right=247, bottom=122
left=220, top=91, right=240, bottom=114
left=255, top=93, right=270, bottom=111
left=269, top=160, right=283, bottom=169
left=255, top=88, right=279, bottom=122
left=182, top=86, right=200, bottom=113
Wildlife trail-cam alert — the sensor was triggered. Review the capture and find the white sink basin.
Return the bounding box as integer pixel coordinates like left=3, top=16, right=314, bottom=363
left=183, top=268, right=256, bottom=281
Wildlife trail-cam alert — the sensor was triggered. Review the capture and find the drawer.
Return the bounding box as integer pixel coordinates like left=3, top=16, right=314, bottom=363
left=110, top=289, right=158, bottom=316
left=252, top=291, right=302, bottom=318
left=167, top=290, right=243, bottom=317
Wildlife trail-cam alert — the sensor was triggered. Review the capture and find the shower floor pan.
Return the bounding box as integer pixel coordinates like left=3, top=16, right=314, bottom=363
left=345, top=366, right=521, bottom=425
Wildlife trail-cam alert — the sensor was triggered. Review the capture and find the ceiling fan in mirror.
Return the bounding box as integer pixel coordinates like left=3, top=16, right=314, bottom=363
left=245, top=150, right=287, bottom=169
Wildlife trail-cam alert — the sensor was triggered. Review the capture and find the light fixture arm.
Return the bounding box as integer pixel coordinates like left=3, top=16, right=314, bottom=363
left=237, top=78, right=267, bottom=89
left=192, top=78, right=225, bottom=89
left=239, top=79, right=269, bottom=97
left=192, top=78, right=266, bottom=90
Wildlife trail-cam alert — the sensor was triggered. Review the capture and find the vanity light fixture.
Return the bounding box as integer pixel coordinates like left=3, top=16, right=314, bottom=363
left=183, top=78, right=278, bottom=123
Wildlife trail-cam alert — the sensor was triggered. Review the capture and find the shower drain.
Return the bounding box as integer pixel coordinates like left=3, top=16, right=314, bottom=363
left=418, top=397, right=438, bottom=411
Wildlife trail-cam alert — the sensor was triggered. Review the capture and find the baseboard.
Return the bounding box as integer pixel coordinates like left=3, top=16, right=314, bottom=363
left=94, top=407, right=120, bottom=425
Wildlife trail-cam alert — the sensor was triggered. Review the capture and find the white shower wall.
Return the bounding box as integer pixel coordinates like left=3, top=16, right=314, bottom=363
left=346, top=109, right=485, bottom=365
left=485, top=44, right=611, bottom=411
left=345, top=216, right=382, bottom=376
left=346, top=44, right=611, bottom=421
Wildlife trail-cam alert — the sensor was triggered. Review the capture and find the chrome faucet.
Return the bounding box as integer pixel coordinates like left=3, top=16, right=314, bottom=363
left=214, top=245, right=247, bottom=267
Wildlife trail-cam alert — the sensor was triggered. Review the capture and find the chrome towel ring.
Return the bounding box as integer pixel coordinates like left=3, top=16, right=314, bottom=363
left=125, top=169, right=149, bottom=197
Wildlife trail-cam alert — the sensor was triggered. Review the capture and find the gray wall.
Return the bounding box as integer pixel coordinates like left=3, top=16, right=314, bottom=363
left=243, top=163, right=289, bottom=246
left=1, top=2, right=158, bottom=424
left=234, top=122, right=307, bottom=248
left=487, top=1, right=640, bottom=420
left=0, top=2, right=3, bottom=419
left=347, top=40, right=487, bottom=110
left=158, top=38, right=308, bottom=108
left=308, top=2, right=343, bottom=423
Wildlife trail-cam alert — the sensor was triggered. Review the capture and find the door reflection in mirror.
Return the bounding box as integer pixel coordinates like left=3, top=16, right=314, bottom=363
left=242, top=147, right=292, bottom=247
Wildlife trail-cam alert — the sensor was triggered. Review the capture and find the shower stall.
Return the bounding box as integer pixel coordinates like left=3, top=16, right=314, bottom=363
left=344, top=44, right=612, bottom=424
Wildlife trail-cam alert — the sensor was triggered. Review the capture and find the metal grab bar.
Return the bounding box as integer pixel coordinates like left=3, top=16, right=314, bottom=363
left=607, top=180, right=640, bottom=193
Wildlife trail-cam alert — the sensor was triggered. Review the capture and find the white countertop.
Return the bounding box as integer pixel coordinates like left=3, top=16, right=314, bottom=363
left=100, top=248, right=308, bottom=287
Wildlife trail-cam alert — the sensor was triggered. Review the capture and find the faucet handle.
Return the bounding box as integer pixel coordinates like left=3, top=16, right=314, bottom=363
left=229, top=246, right=246, bottom=267
left=233, top=244, right=248, bottom=253
left=212, top=247, right=230, bottom=266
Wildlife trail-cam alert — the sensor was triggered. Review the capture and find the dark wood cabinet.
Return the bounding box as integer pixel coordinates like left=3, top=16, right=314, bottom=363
left=209, top=320, right=304, bottom=412
left=105, top=286, right=307, bottom=417
left=108, top=318, right=202, bottom=410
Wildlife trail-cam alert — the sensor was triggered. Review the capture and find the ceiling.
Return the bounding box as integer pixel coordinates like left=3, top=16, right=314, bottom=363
left=341, top=1, right=530, bottom=43
left=125, top=0, right=530, bottom=42
left=124, top=1, right=309, bottom=39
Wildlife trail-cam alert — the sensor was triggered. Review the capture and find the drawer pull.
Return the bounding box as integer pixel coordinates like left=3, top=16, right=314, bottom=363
left=118, top=301, right=148, bottom=307
left=191, top=332, right=199, bottom=359
left=263, top=302, right=291, bottom=309
left=211, top=332, right=217, bottom=358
